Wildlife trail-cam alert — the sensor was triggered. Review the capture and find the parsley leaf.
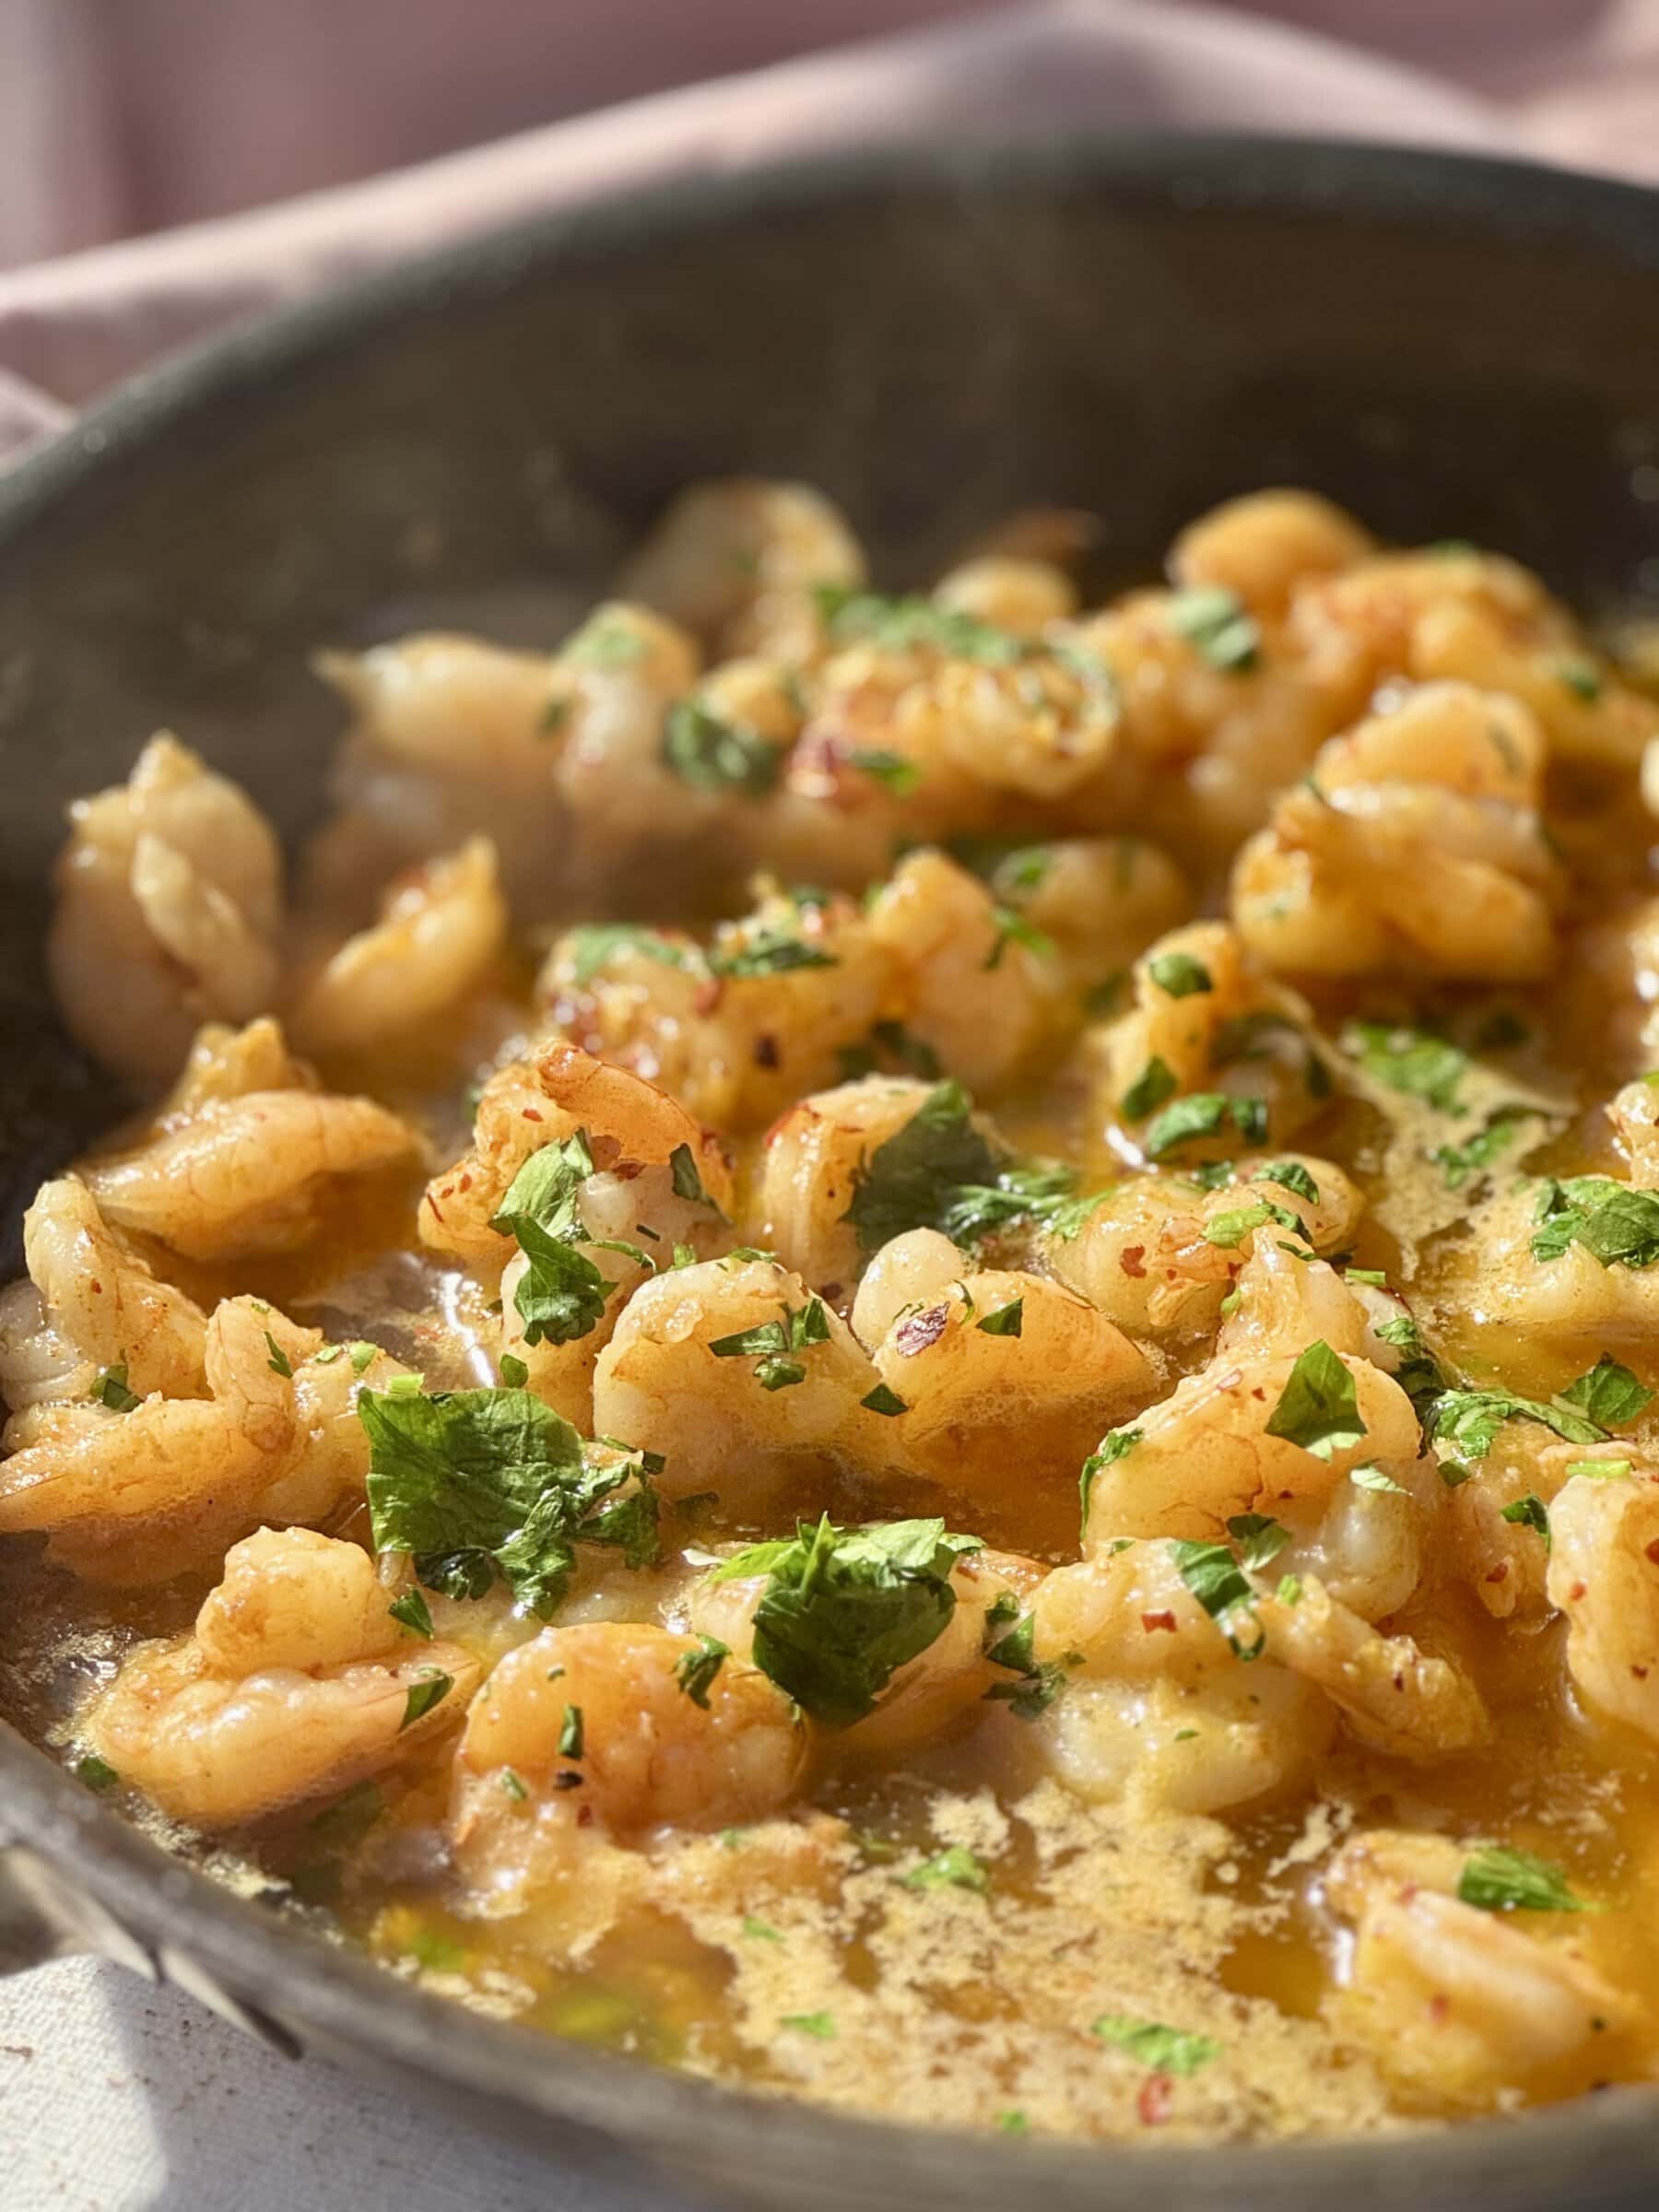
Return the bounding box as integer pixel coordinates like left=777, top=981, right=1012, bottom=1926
left=1425, top=1388, right=1604, bottom=1460
left=88, top=1363, right=141, bottom=1414
left=1147, top=951, right=1213, bottom=998
left=1170, top=1539, right=1263, bottom=1658
left=815, top=585, right=1027, bottom=665
left=1143, top=1091, right=1266, bottom=1158
left=861, top=1382, right=908, bottom=1417
left=1559, top=1355, right=1654, bottom=1430
left=565, top=923, right=694, bottom=988
left=1430, top=1105, right=1538, bottom=1192
left=674, top=1633, right=729, bottom=1708
left=848, top=747, right=922, bottom=794
left=1264, top=1341, right=1367, bottom=1460
left=662, top=698, right=781, bottom=796
left=1202, top=1198, right=1300, bottom=1249
left=1457, top=1846, right=1599, bottom=1914
left=976, top=1297, right=1024, bottom=1337
left=401, top=1670, right=453, bottom=1731
left=1225, top=1513, right=1290, bottom=1572
left=361, top=1386, right=659, bottom=1618
left=388, top=1589, right=434, bottom=1638
left=1079, top=1424, right=1143, bottom=1521
left=710, top=929, right=837, bottom=980
left=1093, top=2013, right=1222, bottom=2075
left=713, top=1516, right=980, bottom=1727
left=1533, top=1176, right=1659, bottom=1269
left=76, top=1754, right=120, bottom=1794
left=1257, top=1159, right=1319, bottom=1206
left=781, top=2009, right=838, bottom=2040
left=1119, top=1056, right=1176, bottom=1122
left=1500, top=1493, right=1551, bottom=1547
left=841, top=1080, right=1074, bottom=1252
left=902, top=1845, right=989, bottom=1894
left=983, top=1609, right=1073, bottom=1718
left=1168, top=583, right=1260, bottom=672
left=1346, top=1021, right=1467, bottom=1114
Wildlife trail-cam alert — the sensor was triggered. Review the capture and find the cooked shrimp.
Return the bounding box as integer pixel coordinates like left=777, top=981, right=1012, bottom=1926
left=80, top=1078, right=418, bottom=1261
left=1079, top=1344, right=1423, bottom=1550
left=591, top=1256, right=887, bottom=1516
left=931, top=555, right=1077, bottom=636
left=287, top=837, right=508, bottom=1055
left=548, top=604, right=713, bottom=859
left=161, top=1016, right=313, bottom=1112
left=690, top=1544, right=1042, bottom=1758
left=0, top=1296, right=407, bottom=1583
left=1253, top=1577, right=1488, bottom=1759
left=86, top=1528, right=478, bottom=1826
left=865, top=851, right=1062, bottom=1094
left=1045, top=1155, right=1363, bottom=1341
left=995, top=836, right=1189, bottom=996
left=1232, top=684, right=1561, bottom=981
left=1322, top=1829, right=1631, bottom=2109
left=1170, top=490, right=1374, bottom=616
left=49, top=734, right=283, bottom=1084
left=1095, top=920, right=1326, bottom=1149
left=1028, top=1546, right=1334, bottom=1817
left=1547, top=1469, right=1659, bottom=1742
left=457, top=1621, right=803, bottom=1834
left=862, top=1265, right=1152, bottom=1509
left=306, top=634, right=562, bottom=912
left=542, top=887, right=895, bottom=1129
left=0, top=1176, right=206, bottom=1443
left=420, top=1041, right=733, bottom=1270
left=618, top=477, right=865, bottom=659
left=759, top=1077, right=955, bottom=1296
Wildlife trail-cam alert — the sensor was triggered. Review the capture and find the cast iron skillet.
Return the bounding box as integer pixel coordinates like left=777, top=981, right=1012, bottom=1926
left=3, top=134, right=1659, bottom=2210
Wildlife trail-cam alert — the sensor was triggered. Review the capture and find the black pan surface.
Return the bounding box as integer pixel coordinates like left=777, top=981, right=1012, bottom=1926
left=2, top=134, right=1659, bottom=2209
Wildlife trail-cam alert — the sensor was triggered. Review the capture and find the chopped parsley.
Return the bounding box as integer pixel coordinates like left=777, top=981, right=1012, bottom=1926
left=841, top=1079, right=1074, bottom=1252
left=1203, top=1198, right=1300, bottom=1249
left=1346, top=1021, right=1467, bottom=1114
left=565, top=923, right=694, bottom=988
left=1092, top=2014, right=1222, bottom=2075
left=1257, top=1159, right=1319, bottom=1206
left=712, top=1516, right=980, bottom=1727
left=661, top=698, right=781, bottom=796
left=563, top=612, right=647, bottom=667
left=1500, top=1493, right=1551, bottom=1548
left=401, top=1670, right=453, bottom=1731
left=1533, top=1176, right=1659, bottom=1269
left=489, top=1135, right=612, bottom=1349
left=264, top=1331, right=293, bottom=1380
left=1430, top=1105, right=1538, bottom=1192
left=1170, top=1539, right=1263, bottom=1659
left=861, top=1382, right=908, bottom=1417
left=674, top=1633, right=730, bottom=1709
left=902, top=1845, right=989, bottom=1894
left=977, top=1297, right=1024, bottom=1337
left=780, top=2009, right=838, bottom=2040
left=1349, top=1465, right=1408, bottom=1496
left=558, top=1704, right=584, bottom=1759
left=983, top=1608, right=1073, bottom=1718
left=815, top=584, right=1026, bottom=665
left=75, top=1754, right=119, bottom=1794
left=361, top=1385, right=659, bottom=1617
left=88, top=1363, right=141, bottom=1414
left=848, top=747, right=922, bottom=795
left=710, top=929, right=837, bottom=980
left=984, top=904, right=1055, bottom=971
left=1119, top=1056, right=1177, bottom=1122
left=1147, top=951, right=1213, bottom=998
left=1225, top=1513, right=1290, bottom=1572
left=388, top=1589, right=434, bottom=1638
left=710, top=1296, right=830, bottom=1391
left=499, top=1352, right=529, bottom=1389
left=1167, top=583, right=1260, bottom=673
left=742, top=1916, right=783, bottom=1944
left=1564, top=1457, right=1631, bottom=1479
left=1143, top=1091, right=1267, bottom=1158
left=1079, top=1424, right=1143, bottom=1522
left=1457, top=1846, right=1599, bottom=1914
left=1552, top=655, right=1604, bottom=703
left=1264, top=1341, right=1367, bottom=1460
left=1425, top=1387, right=1603, bottom=1460
left=1559, top=1355, right=1654, bottom=1430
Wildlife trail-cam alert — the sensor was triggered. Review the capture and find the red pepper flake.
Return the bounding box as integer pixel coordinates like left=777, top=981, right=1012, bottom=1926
left=458, top=1173, right=473, bottom=1192
left=1644, top=1539, right=1659, bottom=1566
left=427, top=1196, right=446, bottom=1223
left=1140, top=1610, right=1178, bottom=1634
left=895, top=1303, right=950, bottom=1357
left=1119, top=1246, right=1147, bottom=1278
left=1136, top=2074, right=1173, bottom=2127
left=820, top=1283, right=843, bottom=1302
left=522, top=1107, right=544, bottom=1123
left=1485, top=1562, right=1510, bottom=1585
left=694, top=977, right=724, bottom=1017
left=752, top=1033, right=781, bottom=1069
left=441, top=1183, right=455, bottom=1198
left=1570, top=1580, right=1588, bottom=1601
left=1428, top=1994, right=1451, bottom=2024
left=89, top=1279, right=103, bottom=1295
left=1633, top=1665, right=1650, bottom=1680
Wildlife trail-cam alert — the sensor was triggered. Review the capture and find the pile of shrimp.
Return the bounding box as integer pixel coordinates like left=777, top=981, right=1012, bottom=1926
left=9, top=481, right=1659, bottom=2136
